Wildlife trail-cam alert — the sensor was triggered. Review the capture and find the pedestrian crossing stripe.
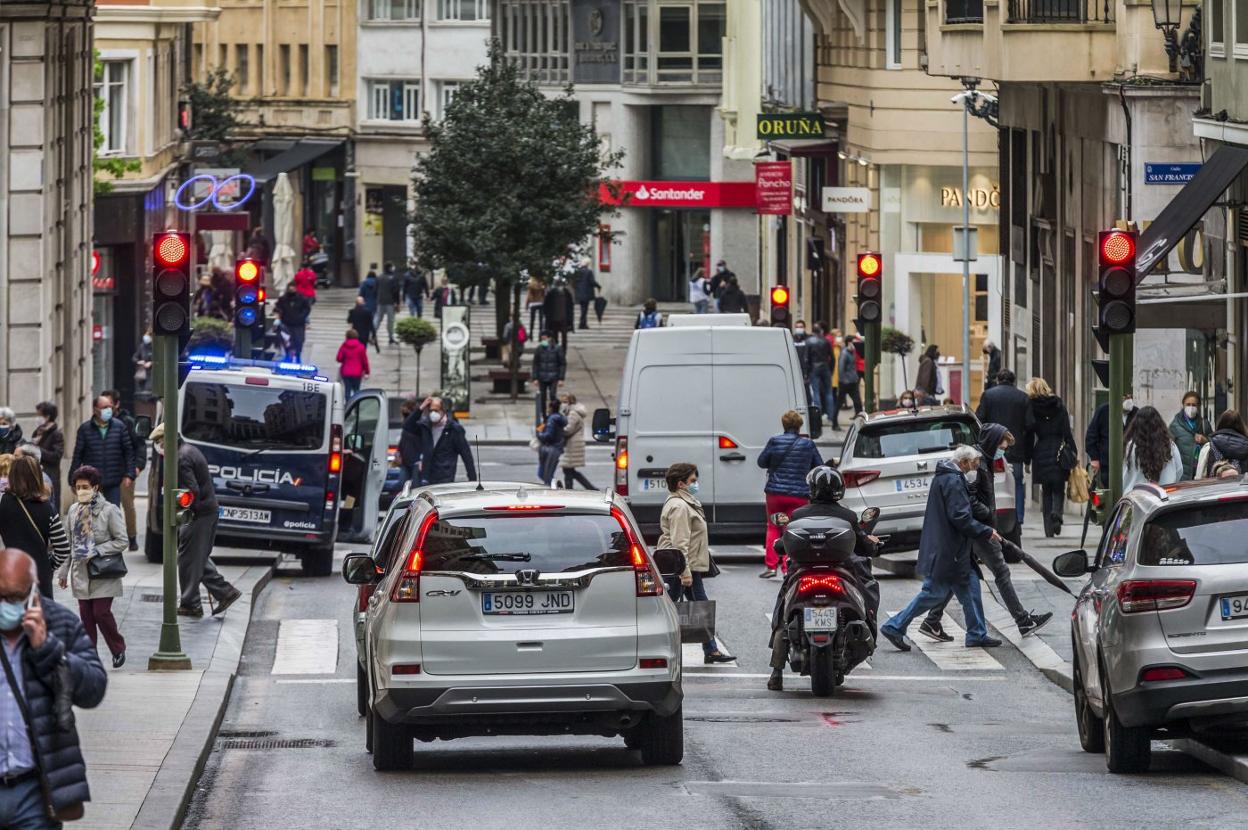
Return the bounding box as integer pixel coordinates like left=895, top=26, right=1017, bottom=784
left=271, top=619, right=339, bottom=675
left=886, top=610, right=1005, bottom=671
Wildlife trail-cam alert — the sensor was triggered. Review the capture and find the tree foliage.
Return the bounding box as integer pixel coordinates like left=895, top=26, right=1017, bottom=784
left=409, top=41, right=623, bottom=290
left=881, top=326, right=915, bottom=357
left=92, top=52, right=141, bottom=196
left=181, top=67, right=242, bottom=143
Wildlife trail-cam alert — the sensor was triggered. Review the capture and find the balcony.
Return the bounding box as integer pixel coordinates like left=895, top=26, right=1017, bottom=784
left=1006, top=0, right=1111, bottom=23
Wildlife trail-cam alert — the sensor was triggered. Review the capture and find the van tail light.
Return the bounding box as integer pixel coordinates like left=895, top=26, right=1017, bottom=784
left=639, top=658, right=668, bottom=669
left=614, top=436, right=629, bottom=497
left=614, top=506, right=662, bottom=596
left=994, top=457, right=1006, bottom=473
left=841, top=470, right=880, bottom=488
left=1116, top=579, right=1196, bottom=613
left=1140, top=666, right=1191, bottom=682
left=718, top=435, right=738, bottom=449
left=392, top=510, right=438, bottom=602
left=329, top=424, right=343, bottom=474
left=797, top=574, right=844, bottom=597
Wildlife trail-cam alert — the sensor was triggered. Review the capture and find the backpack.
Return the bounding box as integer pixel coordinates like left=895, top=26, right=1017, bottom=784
left=1208, top=439, right=1243, bottom=473
left=638, top=310, right=660, bottom=329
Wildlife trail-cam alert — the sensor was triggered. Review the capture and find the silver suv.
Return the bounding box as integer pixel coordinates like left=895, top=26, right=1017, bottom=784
left=837, top=405, right=1017, bottom=553
left=344, top=484, right=684, bottom=770
left=1054, top=478, right=1248, bottom=773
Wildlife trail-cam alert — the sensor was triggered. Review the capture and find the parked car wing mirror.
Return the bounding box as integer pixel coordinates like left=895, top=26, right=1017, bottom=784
left=342, top=553, right=379, bottom=585
left=133, top=415, right=153, bottom=440
left=591, top=408, right=615, bottom=443
left=652, top=547, right=686, bottom=578
left=1052, top=550, right=1091, bottom=578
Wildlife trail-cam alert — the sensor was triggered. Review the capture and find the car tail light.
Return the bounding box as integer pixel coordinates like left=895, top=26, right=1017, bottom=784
left=387, top=445, right=399, bottom=467
left=329, top=425, right=343, bottom=474
left=1117, top=579, right=1196, bottom=613
left=994, top=457, right=1006, bottom=473
left=797, top=574, right=844, bottom=596
left=392, top=511, right=438, bottom=602
left=718, top=435, right=738, bottom=449
left=484, top=504, right=564, bottom=511
left=639, top=658, right=668, bottom=669
left=613, top=506, right=662, bottom=596
left=614, top=436, right=629, bottom=497
left=392, top=664, right=422, bottom=675
left=1140, top=666, right=1190, bottom=682
left=841, top=470, right=880, bottom=488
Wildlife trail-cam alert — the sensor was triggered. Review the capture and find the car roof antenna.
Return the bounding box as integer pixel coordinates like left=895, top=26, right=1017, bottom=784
left=474, top=437, right=484, bottom=491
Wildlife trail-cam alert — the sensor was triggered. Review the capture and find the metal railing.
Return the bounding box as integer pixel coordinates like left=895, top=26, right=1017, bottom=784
left=1006, top=0, right=1113, bottom=23
left=945, top=0, right=984, bottom=24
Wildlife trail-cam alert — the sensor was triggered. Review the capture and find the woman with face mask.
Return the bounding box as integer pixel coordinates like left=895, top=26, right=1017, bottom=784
left=756, top=410, right=824, bottom=579
left=0, top=456, right=70, bottom=597
left=0, top=406, right=23, bottom=455
left=657, top=463, right=734, bottom=664
left=1168, top=391, right=1213, bottom=481
left=31, top=401, right=64, bottom=507
left=58, top=465, right=127, bottom=668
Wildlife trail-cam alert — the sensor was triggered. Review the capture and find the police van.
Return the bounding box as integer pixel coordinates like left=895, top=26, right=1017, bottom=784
left=143, top=356, right=391, bottom=576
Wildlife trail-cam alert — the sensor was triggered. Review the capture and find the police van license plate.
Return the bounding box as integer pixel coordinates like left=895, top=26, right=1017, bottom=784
left=482, top=591, right=574, bottom=615
left=803, top=608, right=838, bottom=632
left=219, top=506, right=271, bottom=524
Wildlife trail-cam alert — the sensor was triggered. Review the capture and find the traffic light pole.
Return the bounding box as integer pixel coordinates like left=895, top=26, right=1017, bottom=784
left=1106, top=332, right=1132, bottom=515
left=149, top=333, right=191, bottom=671
left=864, top=322, right=880, bottom=412
left=234, top=328, right=253, bottom=360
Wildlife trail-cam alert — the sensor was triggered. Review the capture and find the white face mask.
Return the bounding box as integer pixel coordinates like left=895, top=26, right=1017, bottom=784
left=75, top=488, right=95, bottom=504
left=964, top=469, right=978, bottom=484
left=142, top=334, right=152, bottom=344
left=429, top=411, right=443, bottom=425
left=1122, top=398, right=1134, bottom=412
left=1184, top=405, right=1198, bottom=419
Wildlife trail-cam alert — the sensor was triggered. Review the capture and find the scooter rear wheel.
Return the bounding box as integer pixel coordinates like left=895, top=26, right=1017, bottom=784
left=810, top=649, right=836, bottom=697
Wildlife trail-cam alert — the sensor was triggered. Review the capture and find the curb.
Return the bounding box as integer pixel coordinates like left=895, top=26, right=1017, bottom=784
left=131, top=564, right=275, bottom=830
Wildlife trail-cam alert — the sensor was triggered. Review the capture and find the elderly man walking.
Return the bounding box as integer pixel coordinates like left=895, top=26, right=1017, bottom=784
left=880, top=445, right=1003, bottom=650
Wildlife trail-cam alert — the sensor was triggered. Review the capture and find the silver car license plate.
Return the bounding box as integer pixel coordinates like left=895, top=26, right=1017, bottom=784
left=1220, top=593, right=1248, bottom=620
left=803, top=607, right=838, bottom=632
left=482, top=591, right=574, bottom=615
left=894, top=477, right=929, bottom=492
left=219, top=506, right=270, bottom=524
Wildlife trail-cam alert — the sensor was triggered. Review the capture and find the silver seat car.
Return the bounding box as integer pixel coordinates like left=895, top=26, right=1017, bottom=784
left=836, top=405, right=1017, bottom=555
left=1054, top=478, right=1248, bottom=773
left=344, top=484, right=685, bottom=770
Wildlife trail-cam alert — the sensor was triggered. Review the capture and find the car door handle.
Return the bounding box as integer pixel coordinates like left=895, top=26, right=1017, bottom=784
left=719, top=452, right=747, bottom=462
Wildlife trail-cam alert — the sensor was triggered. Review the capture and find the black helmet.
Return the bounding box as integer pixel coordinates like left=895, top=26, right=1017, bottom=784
left=807, top=466, right=844, bottom=502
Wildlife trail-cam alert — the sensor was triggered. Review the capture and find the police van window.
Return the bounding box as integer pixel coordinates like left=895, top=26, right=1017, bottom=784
left=182, top=381, right=327, bottom=450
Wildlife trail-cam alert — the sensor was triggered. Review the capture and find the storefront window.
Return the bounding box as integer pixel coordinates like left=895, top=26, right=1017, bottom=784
left=654, top=210, right=711, bottom=301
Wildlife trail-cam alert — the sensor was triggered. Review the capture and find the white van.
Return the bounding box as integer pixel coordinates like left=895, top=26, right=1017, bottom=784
left=593, top=319, right=821, bottom=534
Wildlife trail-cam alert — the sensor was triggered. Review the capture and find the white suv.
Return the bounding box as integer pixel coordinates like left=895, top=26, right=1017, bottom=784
left=344, top=484, right=685, bottom=770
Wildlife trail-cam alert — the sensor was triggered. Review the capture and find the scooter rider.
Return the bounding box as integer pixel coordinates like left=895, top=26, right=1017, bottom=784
left=767, top=466, right=880, bottom=692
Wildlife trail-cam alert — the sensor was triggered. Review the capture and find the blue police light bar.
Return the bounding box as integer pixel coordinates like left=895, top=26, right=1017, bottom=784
left=186, top=354, right=322, bottom=378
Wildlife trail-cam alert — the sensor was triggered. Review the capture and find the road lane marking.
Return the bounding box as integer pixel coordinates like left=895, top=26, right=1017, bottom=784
left=886, top=610, right=1005, bottom=671
left=682, top=672, right=1002, bottom=681
left=978, top=591, right=1071, bottom=678
left=271, top=619, right=339, bottom=675
left=274, top=678, right=356, bottom=684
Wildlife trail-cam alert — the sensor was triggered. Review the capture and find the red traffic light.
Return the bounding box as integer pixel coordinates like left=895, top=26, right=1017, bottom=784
left=1100, top=231, right=1135, bottom=266
left=235, top=259, right=260, bottom=283
left=154, top=232, right=189, bottom=268
left=176, top=490, right=195, bottom=509
left=857, top=253, right=882, bottom=278
left=91, top=250, right=101, bottom=277
left=770, top=285, right=790, bottom=306
left=257, top=287, right=267, bottom=303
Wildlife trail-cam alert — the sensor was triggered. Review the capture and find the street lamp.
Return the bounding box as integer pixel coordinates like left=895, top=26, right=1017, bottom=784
left=1150, top=0, right=1183, bottom=72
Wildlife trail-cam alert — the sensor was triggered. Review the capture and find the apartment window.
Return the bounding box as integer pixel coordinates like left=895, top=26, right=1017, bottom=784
left=369, top=0, right=421, bottom=19
left=368, top=80, right=422, bottom=120
left=237, top=44, right=250, bottom=92
left=326, top=45, right=339, bottom=96
left=437, top=0, right=488, bottom=20
left=696, top=2, right=725, bottom=70
left=1234, top=0, right=1248, bottom=55
left=280, top=45, right=291, bottom=95
left=437, top=80, right=461, bottom=117
left=1211, top=0, right=1225, bottom=55
left=623, top=0, right=724, bottom=84
left=256, top=44, right=265, bottom=94
left=300, top=45, right=310, bottom=95
left=623, top=0, right=649, bottom=82
left=503, top=0, right=570, bottom=82
left=219, top=44, right=228, bottom=70
left=95, top=60, right=129, bottom=154
left=885, top=0, right=902, bottom=67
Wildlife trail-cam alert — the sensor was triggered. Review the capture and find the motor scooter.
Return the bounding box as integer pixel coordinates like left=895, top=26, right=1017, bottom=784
left=771, top=507, right=880, bottom=697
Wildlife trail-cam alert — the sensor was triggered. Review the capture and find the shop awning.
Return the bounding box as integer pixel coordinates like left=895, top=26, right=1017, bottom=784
left=246, top=139, right=343, bottom=184
left=767, top=139, right=839, bottom=157
left=1137, top=145, right=1248, bottom=277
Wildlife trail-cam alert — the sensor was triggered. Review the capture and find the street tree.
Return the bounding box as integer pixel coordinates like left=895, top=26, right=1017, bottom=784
left=181, top=67, right=242, bottom=144
left=409, top=40, right=622, bottom=396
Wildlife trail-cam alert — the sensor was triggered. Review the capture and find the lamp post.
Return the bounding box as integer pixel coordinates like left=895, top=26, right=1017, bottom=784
left=1151, top=0, right=1183, bottom=73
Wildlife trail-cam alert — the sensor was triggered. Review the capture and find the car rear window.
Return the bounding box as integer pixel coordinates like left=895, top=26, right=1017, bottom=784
left=853, top=418, right=978, bottom=459
left=421, top=513, right=632, bottom=573
left=1138, top=501, right=1248, bottom=566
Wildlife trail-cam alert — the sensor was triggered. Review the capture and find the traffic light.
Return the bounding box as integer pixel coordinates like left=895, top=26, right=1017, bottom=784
left=234, top=257, right=263, bottom=329
left=1096, top=230, right=1137, bottom=336
left=856, top=252, right=883, bottom=325
left=174, top=489, right=196, bottom=526
left=152, top=231, right=192, bottom=337
left=769, top=284, right=791, bottom=328
left=1088, top=488, right=1109, bottom=526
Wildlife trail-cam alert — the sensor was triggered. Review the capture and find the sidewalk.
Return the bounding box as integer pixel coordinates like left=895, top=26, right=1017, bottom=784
left=67, top=513, right=273, bottom=830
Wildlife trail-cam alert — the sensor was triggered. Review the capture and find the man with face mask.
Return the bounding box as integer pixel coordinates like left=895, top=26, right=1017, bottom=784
left=68, top=396, right=136, bottom=509
left=0, top=548, right=106, bottom=827
left=414, top=397, right=477, bottom=485
left=1086, top=391, right=1139, bottom=488
left=531, top=331, right=566, bottom=425
left=0, top=408, right=23, bottom=456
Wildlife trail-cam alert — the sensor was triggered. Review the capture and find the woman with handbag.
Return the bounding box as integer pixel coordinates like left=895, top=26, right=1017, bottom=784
left=657, top=463, right=734, bottom=664
left=0, top=456, right=69, bottom=597
left=58, top=465, right=127, bottom=668
left=756, top=410, right=824, bottom=578
left=1024, top=378, right=1077, bottom=538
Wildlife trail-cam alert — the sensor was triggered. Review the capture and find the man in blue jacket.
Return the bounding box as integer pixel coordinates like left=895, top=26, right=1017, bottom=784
left=413, top=397, right=477, bottom=485
left=0, top=548, right=106, bottom=827
left=68, top=395, right=136, bottom=508
left=880, top=446, right=1002, bottom=650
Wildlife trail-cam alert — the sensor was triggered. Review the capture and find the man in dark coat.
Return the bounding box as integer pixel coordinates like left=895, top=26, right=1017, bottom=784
left=375, top=262, right=400, bottom=345
left=413, top=398, right=477, bottom=485
left=716, top=276, right=748, bottom=314
left=880, top=448, right=1001, bottom=650
left=1086, top=392, right=1139, bottom=488
left=103, top=390, right=146, bottom=551
left=0, top=547, right=106, bottom=824
left=531, top=332, right=566, bottom=425
left=572, top=260, right=600, bottom=330
left=542, top=277, right=575, bottom=351
left=402, top=267, right=428, bottom=318
left=358, top=265, right=379, bottom=314
left=275, top=283, right=313, bottom=362
left=708, top=260, right=734, bottom=307
left=982, top=341, right=1001, bottom=391
left=805, top=323, right=835, bottom=420
left=68, top=395, right=136, bottom=508
left=975, top=369, right=1033, bottom=527
left=347, top=297, right=377, bottom=352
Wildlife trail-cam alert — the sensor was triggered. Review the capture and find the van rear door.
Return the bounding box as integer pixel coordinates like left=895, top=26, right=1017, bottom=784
left=710, top=328, right=803, bottom=525
left=339, top=390, right=389, bottom=542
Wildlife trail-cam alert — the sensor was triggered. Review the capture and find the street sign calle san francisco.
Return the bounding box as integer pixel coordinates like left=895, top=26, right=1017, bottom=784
left=1144, top=162, right=1201, bottom=185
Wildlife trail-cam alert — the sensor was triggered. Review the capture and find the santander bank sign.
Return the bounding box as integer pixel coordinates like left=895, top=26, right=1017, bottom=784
left=599, top=180, right=759, bottom=210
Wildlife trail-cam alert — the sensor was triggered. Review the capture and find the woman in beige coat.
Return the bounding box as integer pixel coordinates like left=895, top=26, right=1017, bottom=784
left=58, top=465, right=127, bottom=668
left=656, top=462, right=734, bottom=664
left=560, top=394, right=596, bottom=490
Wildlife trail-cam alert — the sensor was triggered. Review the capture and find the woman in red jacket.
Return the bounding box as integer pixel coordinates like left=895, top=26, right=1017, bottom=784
left=293, top=260, right=318, bottom=302
left=336, top=328, right=370, bottom=398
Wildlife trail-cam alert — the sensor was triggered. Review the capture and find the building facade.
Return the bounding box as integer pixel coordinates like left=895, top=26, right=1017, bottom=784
left=1, top=1, right=96, bottom=445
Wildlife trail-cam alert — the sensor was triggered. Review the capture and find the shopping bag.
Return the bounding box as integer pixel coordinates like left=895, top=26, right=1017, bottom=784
left=1067, top=464, right=1090, bottom=504
left=676, top=596, right=716, bottom=644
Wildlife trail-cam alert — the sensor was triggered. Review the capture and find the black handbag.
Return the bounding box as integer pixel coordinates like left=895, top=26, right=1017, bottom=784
left=88, top=552, right=128, bottom=580
left=1056, top=438, right=1078, bottom=473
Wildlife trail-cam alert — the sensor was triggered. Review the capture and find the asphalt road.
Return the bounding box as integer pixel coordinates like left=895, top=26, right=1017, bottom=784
left=183, top=446, right=1248, bottom=829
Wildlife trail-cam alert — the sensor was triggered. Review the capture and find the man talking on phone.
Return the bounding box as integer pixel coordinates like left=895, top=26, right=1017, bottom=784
left=0, top=548, right=106, bottom=827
